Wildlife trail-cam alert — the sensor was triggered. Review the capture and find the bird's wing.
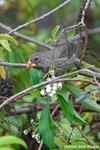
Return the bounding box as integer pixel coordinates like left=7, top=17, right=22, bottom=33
left=55, top=54, right=76, bottom=75
left=54, top=43, right=76, bottom=59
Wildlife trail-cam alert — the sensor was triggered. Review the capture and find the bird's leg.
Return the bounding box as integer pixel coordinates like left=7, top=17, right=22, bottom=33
left=74, top=61, right=82, bottom=69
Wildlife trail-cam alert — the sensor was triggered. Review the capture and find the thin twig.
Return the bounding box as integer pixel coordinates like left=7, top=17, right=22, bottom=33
left=78, top=105, right=84, bottom=115
left=69, top=27, right=100, bottom=41
left=80, top=68, right=100, bottom=86
left=0, top=61, right=100, bottom=81
left=80, top=27, right=88, bottom=63
left=0, top=62, right=26, bottom=68
left=67, top=124, right=75, bottom=144
left=58, top=0, right=91, bottom=36
left=79, top=71, right=100, bottom=80
left=0, top=22, right=52, bottom=50
left=8, top=0, right=70, bottom=34
left=93, top=74, right=100, bottom=86
left=78, top=0, right=91, bottom=63
left=0, top=96, right=7, bottom=99
left=80, top=82, right=90, bottom=89
left=7, top=104, right=97, bottom=116
left=85, top=123, right=100, bottom=135
left=81, top=0, right=91, bottom=27
left=75, top=86, right=100, bottom=103
left=0, top=68, right=99, bottom=109
left=0, top=60, right=100, bottom=80
left=75, top=58, right=100, bottom=73
left=51, top=104, right=60, bottom=116
left=56, top=78, right=97, bottom=85
left=0, top=59, right=100, bottom=74
left=1, top=22, right=100, bottom=50
left=59, top=23, right=81, bottom=35
left=74, top=123, right=96, bottom=150
left=0, top=58, right=100, bottom=75
left=38, top=140, right=43, bottom=150
left=0, top=59, right=99, bottom=77
left=68, top=100, right=85, bottom=144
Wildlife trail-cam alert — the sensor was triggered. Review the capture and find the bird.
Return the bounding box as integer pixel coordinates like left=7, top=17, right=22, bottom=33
left=27, top=42, right=76, bottom=75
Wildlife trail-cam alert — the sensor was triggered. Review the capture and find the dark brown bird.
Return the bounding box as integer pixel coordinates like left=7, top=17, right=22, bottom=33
left=27, top=43, right=76, bottom=75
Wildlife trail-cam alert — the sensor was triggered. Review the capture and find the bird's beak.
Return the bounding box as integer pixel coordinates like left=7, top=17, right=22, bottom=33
left=26, top=60, right=37, bottom=68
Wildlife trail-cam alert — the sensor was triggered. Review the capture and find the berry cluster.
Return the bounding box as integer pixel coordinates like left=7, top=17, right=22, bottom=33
left=23, top=119, right=41, bottom=143
left=40, top=70, right=62, bottom=97
left=75, top=0, right=92, bottom=36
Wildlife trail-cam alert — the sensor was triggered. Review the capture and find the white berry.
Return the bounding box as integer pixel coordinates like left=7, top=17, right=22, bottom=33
left=40, top=89, right=46, bottom=96
left=52, top=90, right=56, bottom=95
left=31, top=119, right=34, bottom=124
left=46, top=86, right=52, bottom=93
left=52, top=83, right=58, bottom=90
left=51, top=75, right=56, bottom=79
left=50, top=70, right=55, bottom=76
left=49, top=92, right=53, bottom=97
left=23, top=130, right=28, bottom=135
left=46, top=78, right=51, bottom=81
left=57, top=82, right=62, bottom=89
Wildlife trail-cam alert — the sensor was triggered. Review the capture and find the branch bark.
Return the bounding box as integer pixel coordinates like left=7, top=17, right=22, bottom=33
left=74, top=123, right=96, bottom=150
left=0, top=69, right=99, bottom=109
left=8, top=0, right=70, bottom=34
left=0, top=58, right=100, bottom=73
left=0, top=22, right=52, bottom=50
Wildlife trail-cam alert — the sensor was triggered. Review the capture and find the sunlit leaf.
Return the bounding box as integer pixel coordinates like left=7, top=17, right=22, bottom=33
left=0, top=40, right=11, bottom=52
left=45, top=37, right=55, bottom=43
left=52, top=25, right=60, bottom=39
left=0, top=34, right=18, bottom=46
left=0, top=136, right=27, bottom=149
left=0, top=147, right=11, bottom=150
left=0, top=66, right=6, bottom=80
left=82, top=64, right=95, bottom=69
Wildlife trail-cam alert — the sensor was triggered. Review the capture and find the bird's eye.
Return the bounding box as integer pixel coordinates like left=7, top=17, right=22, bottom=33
left=34, top=57, right=39, bottom=62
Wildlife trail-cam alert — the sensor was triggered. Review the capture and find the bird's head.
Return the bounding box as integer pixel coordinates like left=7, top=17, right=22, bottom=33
left=26, top=52, right=50, bottom=72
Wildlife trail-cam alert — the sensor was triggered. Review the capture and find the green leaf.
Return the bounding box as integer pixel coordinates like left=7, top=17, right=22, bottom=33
left=37, top=70, right=45, bottom=83
left=0, top=147, right=11, bottom=150
left=57, top=94, right=74, bottom=121
left=0, top=34, right=18, bottom=46
left=52, top=25, right=60, bottom=39
left=0, top=136, right=27, bottom=149
left=0, top=109, right=5, bottom=119
left=57, top=90, right=69, bottom=103
left=82, top=64, right=95, bottom=69
left=64, top=82, right=100, bottom=112
left=57, top=89, right=87, bottom=124
left=39, top=104, right=54, bottom=148
left=0, top=40, right=11, bottom=52
left=0, top=66, right=6, bottom=80
left=30, top=68, right=44, bottom=91
left=45, top=37, right=55, bottom=43
left=74, top=110, right=87, bottom=125
left=54, top=136, right=65, bottom=149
